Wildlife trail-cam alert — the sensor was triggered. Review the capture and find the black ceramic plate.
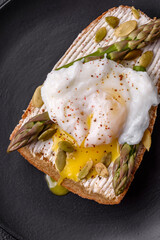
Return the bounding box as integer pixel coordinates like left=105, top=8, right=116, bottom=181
left=1, top=0, right=160, bottom=239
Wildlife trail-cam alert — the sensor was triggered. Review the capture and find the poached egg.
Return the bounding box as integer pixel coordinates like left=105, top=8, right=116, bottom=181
left=41, top=58, right=159, bottom=146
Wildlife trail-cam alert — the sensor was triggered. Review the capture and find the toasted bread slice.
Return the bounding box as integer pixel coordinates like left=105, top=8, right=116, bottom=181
left=10, top=6, right=160, bottom=204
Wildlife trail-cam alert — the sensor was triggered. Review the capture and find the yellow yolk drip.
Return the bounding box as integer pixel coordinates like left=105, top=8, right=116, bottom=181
left=52, top=128, right=120, bottom=183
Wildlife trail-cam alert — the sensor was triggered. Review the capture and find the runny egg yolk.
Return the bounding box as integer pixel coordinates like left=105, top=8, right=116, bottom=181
left=52, top=128, right=120, bottom=183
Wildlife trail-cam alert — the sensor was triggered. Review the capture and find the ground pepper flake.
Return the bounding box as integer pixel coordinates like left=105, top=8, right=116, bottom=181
left=119, top=74, right=123, bottom=81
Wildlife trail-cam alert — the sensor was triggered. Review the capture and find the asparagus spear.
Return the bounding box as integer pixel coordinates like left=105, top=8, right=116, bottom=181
left=7, top=112, right=54, bottom=152
left=113, top=144, right=136, bottom=196
left=57, top=19, right=160, bottom=69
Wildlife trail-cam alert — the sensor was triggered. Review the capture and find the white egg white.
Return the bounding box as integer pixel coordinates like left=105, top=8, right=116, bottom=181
left=41, top=58, right=159, bottom=146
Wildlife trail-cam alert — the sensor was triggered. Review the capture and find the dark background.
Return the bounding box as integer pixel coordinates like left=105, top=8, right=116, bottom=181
left=0, top=0, right=160, bottom=239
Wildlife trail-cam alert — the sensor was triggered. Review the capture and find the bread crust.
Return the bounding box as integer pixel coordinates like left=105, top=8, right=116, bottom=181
left=10, top=6, right=159, bottom=204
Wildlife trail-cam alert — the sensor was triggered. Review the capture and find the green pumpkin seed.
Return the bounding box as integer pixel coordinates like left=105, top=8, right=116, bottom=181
left=95, top=162, right=109, bottom=178
left=55, top=148, right=66, bottom=172
left=139, top=51, right=153, bottom=68
left=142, top=129, right=151, bottom=151
left=101, top=152, right=112, bottom=167
left=133, top=65, right=146, bottom=72
left=131, top=6, right=140, bottom=19
left=58, top=141, right=75, bottom=153
left=38, top=128, right=57, bottom=141
left=95, top=27, right=107, bottom=43
left=78, top=160, right=93, bottom=180
left=32, top=85, right=44, bottom=108
left=114, top=20, right=137, bottom=37
left=105, top=16, right=119, bottom=29
left=46, top=175, right=69, bottom=196
left=124, top=49, right=142, bottom=60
